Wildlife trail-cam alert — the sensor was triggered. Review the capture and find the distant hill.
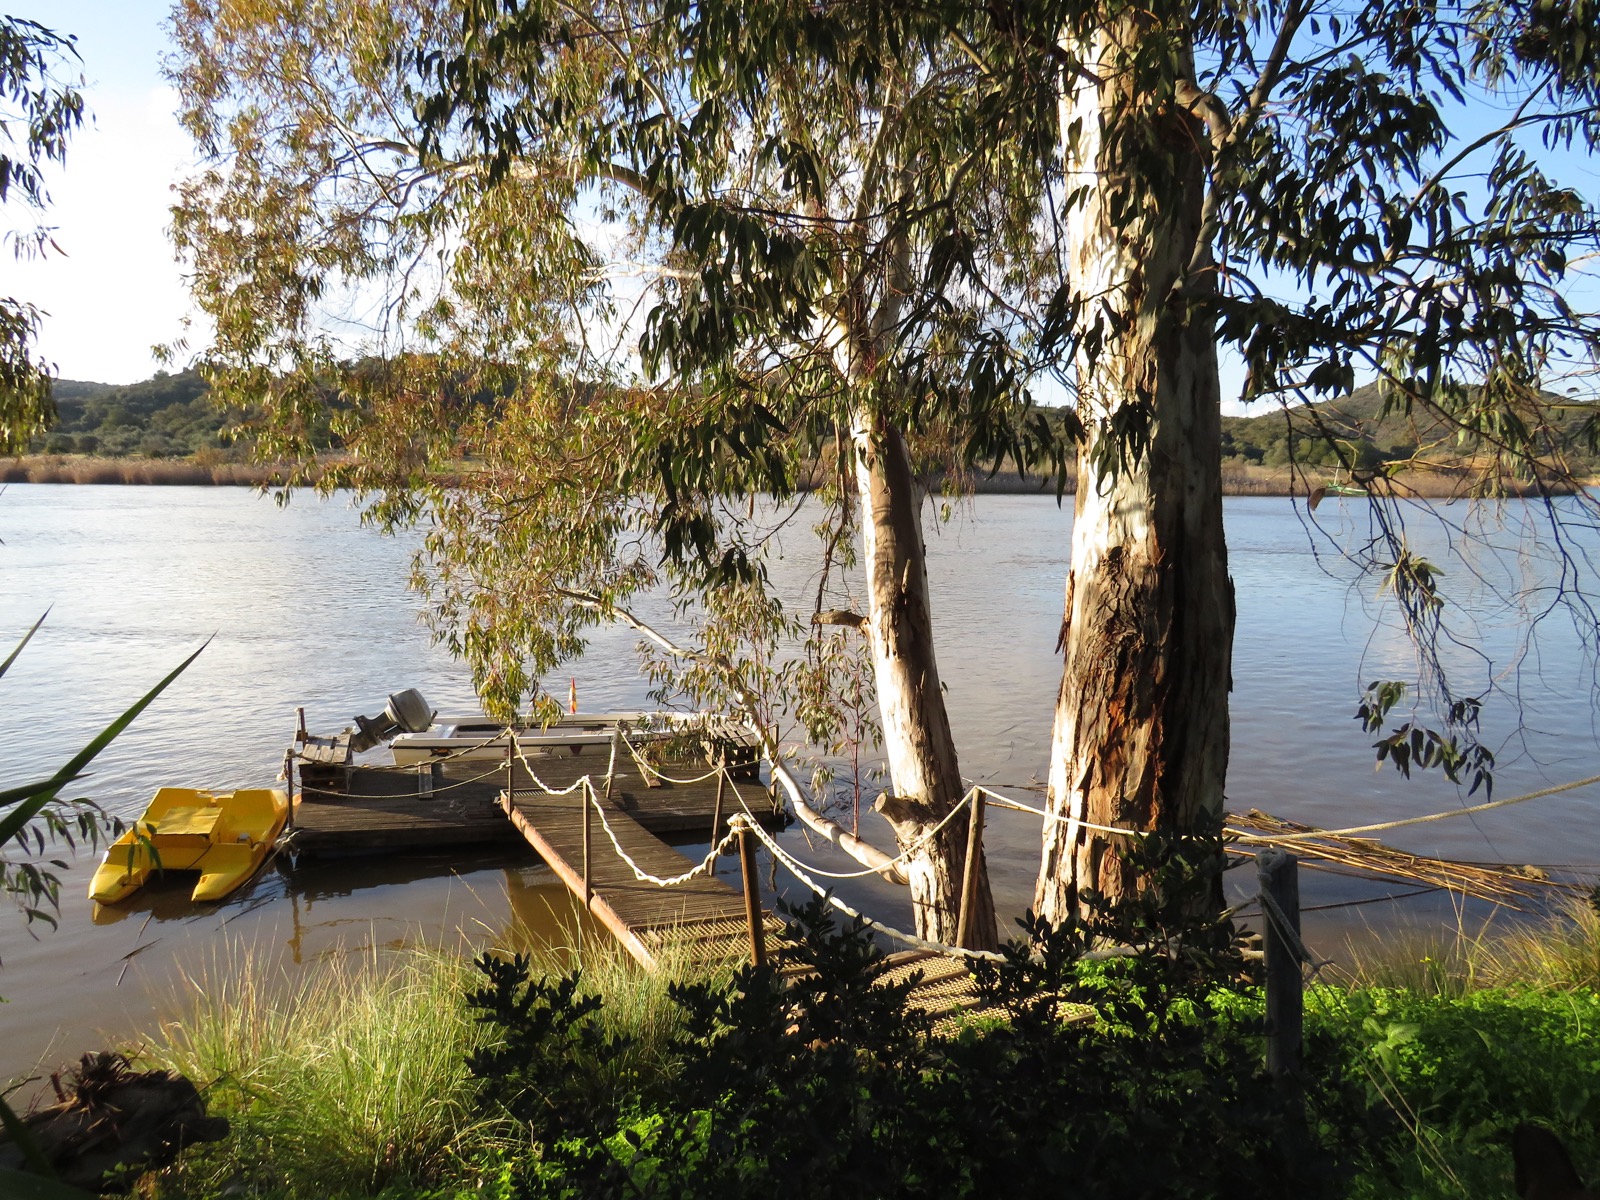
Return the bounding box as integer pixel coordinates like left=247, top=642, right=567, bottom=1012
left=1221, top=382, right=1600, bottom=476
left=37, top=370, right=244, bottom=459
left=31, top=370, right=1600, bottom=483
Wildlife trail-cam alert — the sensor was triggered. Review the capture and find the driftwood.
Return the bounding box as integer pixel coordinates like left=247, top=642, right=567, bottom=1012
left=0, top=1053, right=228, bottom=1194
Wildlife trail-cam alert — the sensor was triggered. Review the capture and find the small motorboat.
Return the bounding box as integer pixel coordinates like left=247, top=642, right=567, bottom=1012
left=333, top=688, right=760, bottom=774
left=389, top=710, right=680, bottom=764
left=88, top=786, right=288, bottom=905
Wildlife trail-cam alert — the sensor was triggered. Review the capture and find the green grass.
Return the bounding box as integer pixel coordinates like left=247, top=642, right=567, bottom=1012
left=1319, top=899, right=1600, bottom=1198
left=140, top=932, right=738, bottom=1199
left=146, top=942, right=498, bottom=1199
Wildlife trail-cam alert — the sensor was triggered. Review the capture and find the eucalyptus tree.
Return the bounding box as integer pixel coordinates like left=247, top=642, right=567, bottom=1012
left=430, top=4, right=1081, bottom=948
left=0, top=14, right=83, bottom=453
left=172, top=0, right=1066, bottom=947
left=498, top=0, right=1600, bottom=924
left=994, top=0, right=1600, bottom=921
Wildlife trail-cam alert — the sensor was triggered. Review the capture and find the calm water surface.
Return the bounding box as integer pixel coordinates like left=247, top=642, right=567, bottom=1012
left=3, top=485, right=1598, bottom=1086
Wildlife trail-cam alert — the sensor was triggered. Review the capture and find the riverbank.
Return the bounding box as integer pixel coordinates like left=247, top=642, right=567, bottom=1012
left=119, top=898, right=1600, bottom=1200
left=2, top=454, right=1585, bottom=497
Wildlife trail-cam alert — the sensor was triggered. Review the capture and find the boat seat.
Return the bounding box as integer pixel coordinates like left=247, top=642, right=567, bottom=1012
left=212, top=788, right=284, bottom=843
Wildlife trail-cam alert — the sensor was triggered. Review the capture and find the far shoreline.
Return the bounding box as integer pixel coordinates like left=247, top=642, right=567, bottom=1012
left=1, top=454, right=1582, bottom=499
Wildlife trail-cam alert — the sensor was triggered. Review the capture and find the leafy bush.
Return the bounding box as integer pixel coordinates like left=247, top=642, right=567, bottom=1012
left=466, top=835, right=1382, bottom=1200
left=1317, top=986, right=1600, bottom=1200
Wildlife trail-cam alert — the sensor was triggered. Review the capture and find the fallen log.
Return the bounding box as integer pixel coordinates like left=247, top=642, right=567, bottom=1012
left=0, top=1052, right=228, bottom=1194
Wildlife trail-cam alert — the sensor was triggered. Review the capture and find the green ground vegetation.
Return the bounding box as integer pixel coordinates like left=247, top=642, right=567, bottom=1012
left=128, top=880, right=1600, bottom=1200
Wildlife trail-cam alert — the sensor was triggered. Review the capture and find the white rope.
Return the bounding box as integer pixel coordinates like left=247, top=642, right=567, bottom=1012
left=512, top=731, right=611, bottom=796
left=729, top=813, right=1007, bottom=963
left=582, top=778, right=742, bottom=888
left=979, top=788, right=1167, bottom=840
left=616, top=726, right=729, bottom=786
left=1231, top=771, right=1600, bottom=841
left=295, top=758, right=512, bottom=801
left=727, top=777, right=977, bottom=880
left=977, top=772, right=1600, bottom=845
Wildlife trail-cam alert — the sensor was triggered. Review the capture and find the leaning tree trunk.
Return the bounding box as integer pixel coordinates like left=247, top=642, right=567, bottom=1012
left=1035, top=22, right=1234, bottom=925
left=853, top=408, right=997, bottom=949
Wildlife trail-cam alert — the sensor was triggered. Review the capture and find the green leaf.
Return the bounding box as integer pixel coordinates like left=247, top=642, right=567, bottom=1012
left=0, top=640, right=208, bottom=846
left=0, top=610, right=49, bottom=683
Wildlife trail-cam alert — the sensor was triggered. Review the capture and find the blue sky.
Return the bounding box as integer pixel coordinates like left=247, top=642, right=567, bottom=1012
left=8, top=0, right=194, bottom=384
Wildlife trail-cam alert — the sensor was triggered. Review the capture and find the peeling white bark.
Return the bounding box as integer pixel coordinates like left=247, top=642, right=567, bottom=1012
left=850, top=406, right=997, bottom=949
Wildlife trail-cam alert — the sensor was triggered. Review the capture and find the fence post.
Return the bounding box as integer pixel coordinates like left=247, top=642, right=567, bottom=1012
left=955, top=788, right=985, bottom=949
left=505, top=735, right=515, bottom=810
left=282, top=749, right=295, bottom=833
left=737, top=818, right=766, bottom=968
left=1257, top=849, right=1304, bottom=1077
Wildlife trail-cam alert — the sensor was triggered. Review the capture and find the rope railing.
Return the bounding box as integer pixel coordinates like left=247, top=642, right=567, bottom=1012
left=977, top=776, right=1600, bottom=845
left=581, top=775, right=743, bottom=887
left=489, top=714, right=1600, bottom=978
left=292, top=757, right=511, bottom=801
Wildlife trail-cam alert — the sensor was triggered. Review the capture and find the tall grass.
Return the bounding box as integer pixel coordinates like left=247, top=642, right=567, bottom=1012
left=1341, top=896, right=1600, bottom=995
left=149, top=943, right=499, bottom=1198
left=143, top=933, right=739, bottom=1198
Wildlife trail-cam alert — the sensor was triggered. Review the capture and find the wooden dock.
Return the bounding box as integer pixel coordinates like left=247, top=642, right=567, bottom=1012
left=292, top=737, right=1000, bottom=1029
left=291, top=744, right=775, bottom=855
left=498, top=753, right=1004, bottom=1028
left=500, top=747, right=777, bottom=968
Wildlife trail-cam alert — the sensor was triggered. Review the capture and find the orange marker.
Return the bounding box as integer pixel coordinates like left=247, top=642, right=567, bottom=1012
left=568, top=677, right=578, bottom=714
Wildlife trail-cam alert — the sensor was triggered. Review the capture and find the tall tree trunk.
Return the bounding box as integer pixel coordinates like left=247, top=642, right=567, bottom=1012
left=853, top=408, right=997, bottom=949
left=1036, top=22, right=1233, bottom=924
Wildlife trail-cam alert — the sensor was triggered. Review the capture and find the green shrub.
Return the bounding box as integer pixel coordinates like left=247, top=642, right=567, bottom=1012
left=466, top=834, right=1381, bottom=1200
left=1315, top=986, right=1600, bottom=1199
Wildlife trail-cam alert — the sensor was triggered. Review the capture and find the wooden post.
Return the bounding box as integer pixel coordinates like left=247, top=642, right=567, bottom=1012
left=295, top=706, right=307, bottom=744
left=505, top=735, right=515, bottom=809
left=710, top=756, right=726, bottom=856
left=737, top=819, right=766, bottom=968
left=603, top=732, right=617, bottom=804
left=955, top=788, right=985, bottom=949
left=582, top=781, right=593, bottom=911
left=1258, top=849, right=1304, bottom=1078
left=282, top=749, right=295, bottom=832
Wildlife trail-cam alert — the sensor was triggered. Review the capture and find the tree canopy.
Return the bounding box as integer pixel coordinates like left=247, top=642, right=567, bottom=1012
left=0, top=14, right=84, bottom=454
left=172, top=0, right=1600, bottom=930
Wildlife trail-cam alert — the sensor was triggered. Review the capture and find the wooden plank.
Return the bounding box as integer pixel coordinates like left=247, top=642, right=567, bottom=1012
left=501, top=784, right=750, bottom=969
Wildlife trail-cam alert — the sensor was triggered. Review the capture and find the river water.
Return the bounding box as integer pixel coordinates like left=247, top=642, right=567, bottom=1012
left=3, top=484, right=1598, bottom=1086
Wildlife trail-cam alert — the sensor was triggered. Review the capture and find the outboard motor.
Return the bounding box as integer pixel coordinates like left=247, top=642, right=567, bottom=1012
left=349, top=688, right=435, bottom=752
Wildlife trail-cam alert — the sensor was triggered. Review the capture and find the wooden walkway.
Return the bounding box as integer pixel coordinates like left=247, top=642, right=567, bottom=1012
left=292, top=737, right=1001, bottom=1029
left=501, top=753, right=767, bottom=968
left=499, top=751, right=1003, bottom=1028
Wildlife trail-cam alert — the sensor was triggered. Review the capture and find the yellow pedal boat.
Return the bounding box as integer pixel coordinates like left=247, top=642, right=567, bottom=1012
left=88, top=787, right=288, bottom=905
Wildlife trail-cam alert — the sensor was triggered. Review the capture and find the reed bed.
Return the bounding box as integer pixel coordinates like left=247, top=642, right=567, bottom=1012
left=1340, top=895, right=1600, bottom=995
left=0, top=456, right=286, bottom=486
